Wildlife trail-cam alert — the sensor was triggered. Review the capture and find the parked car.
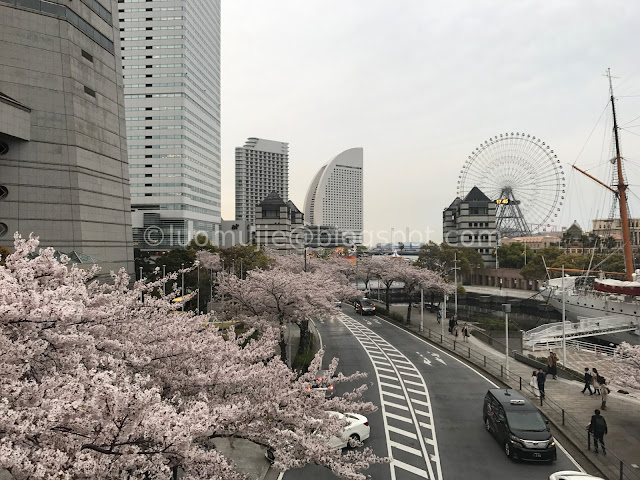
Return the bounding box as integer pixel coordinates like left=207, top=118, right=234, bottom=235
left=265, top=412, right=370, bottom=463
left=483, top=388, right=557, bottom=462
left=333, top=300, right=342, bottom=308
left=354, top=298, right=375, bottom=315
left=306, top=370, right=335, bottom=397
left=549, top=473, right=605, bottom=480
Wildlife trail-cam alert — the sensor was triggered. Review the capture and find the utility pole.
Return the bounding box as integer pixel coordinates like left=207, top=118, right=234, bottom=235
left=562, top=264, right=566, bottom=366
left=197, top=265, right=200, bottom=313
left=181, top=262, right=184, bottom=312
left=162, top=264, right=166, bottom=296
left=420, top=284, right=424, bottom=332
left=503, top=303, right=511, bottom=375
left=453, top=252, right=459, bottom=316
left=139, top=266, right=143, bottom=302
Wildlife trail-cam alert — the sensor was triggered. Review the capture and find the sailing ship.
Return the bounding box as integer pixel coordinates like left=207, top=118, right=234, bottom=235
left=540, top=70, right=640, bottom=342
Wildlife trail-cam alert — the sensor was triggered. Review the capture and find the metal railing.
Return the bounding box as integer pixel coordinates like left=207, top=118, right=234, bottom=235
left=385, top=318, right=640, bottom=480
left=531, top=338, right=618, bottom=356
left=524, top=315, right=637, bottom=347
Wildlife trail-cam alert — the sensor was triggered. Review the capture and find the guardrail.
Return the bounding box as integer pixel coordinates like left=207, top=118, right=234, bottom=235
left=379, top=315, right=640, bottom=480
left=531, top=339, right=618, bottom=356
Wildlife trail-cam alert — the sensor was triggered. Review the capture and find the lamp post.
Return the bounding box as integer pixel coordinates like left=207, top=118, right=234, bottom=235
left=453, top=252, right=459, bottom=316
left=139, top=266, right=143, bottom=302
left=420, top=283, right=424, bottom=332
left=562, top=264, right=566, bottom=366
left=181, top=262, right=184, bottom=312
left=162, top=264, right=166, bottom=296
left=197, top=264, right=200, bottom=314
left=503, top=303, right=511, bottom=375
left=442, top=294, right=447, bottom=339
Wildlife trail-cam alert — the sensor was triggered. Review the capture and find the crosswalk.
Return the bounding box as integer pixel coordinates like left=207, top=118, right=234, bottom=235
left=339, top=312, right=442, bottom=480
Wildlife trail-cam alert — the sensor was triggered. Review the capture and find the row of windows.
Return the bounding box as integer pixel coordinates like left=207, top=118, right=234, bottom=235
left=130, top=172, right=219, bottom=190
left=131, top=192, right=219, bottom=207
left=130, top=182, right=220, bottom=200
left=121, top=25, right=184, bottom=32
left=122, top=35, right=185, bottom=41
left=120, top=6, right=183, bottom=12
left=122, top=54, right=185, bottom=60
left=156, top=203, right=219, bottom=217
left=130, top=161, right=219, bottom=182
left=124, top=73, right=185, bottom=79
left=123, top=63, right=184, bottom=69
left=120, top=16, right=184, bottom=22
left=122, top=44, right=184, bottom=51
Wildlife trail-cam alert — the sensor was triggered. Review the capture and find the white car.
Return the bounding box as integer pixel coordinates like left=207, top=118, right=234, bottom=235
left=549, top=472, right=605, bottom=480
left=327, top=412, right=370, bottom=449
left=265, top=412, right=370, bottom=463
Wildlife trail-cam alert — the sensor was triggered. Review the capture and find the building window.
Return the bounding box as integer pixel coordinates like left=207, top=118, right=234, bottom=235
left=84, top=86, right=96, bottom=97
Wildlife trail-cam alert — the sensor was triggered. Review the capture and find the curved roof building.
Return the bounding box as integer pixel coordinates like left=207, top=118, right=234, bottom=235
left=304, top=148, right=363, bottom=242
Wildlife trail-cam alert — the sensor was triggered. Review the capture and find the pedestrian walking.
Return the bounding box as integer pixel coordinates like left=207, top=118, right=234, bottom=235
left=462, top=324, right=470, bottom=342
left=537, top=368, right=546, bottom=398
left=547, top=351, right=558, bottom=379
left=600, top=380, right=610, bottom=410
left=448, top=317, right=455, bottom=333
left=582, top=367, right=593, bottom=395
left=453, top=325, right=459, bottom=340
left=592, top=368, right=601, bottom=395
left=436, top=311, right=442, bottom=324
left=530, top=370, right=541, bottom=398
left=588, top=409, right=607, bottom=454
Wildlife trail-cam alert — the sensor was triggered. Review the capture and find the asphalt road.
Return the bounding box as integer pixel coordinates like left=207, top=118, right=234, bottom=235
left=279, top=308, right=585, bottom=479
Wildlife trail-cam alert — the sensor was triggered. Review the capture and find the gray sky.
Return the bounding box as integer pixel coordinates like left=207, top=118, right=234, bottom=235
left=220, top=0, right=640, bottom=245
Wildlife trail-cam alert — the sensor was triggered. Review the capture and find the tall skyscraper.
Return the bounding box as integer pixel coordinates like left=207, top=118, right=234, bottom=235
left=235, top=138, right=289, bottom=224
left=120, top=0, right=221, bottom=250
left=304, top=148, right=363, bottom=243
left=0, top=0, right=134, bottom=275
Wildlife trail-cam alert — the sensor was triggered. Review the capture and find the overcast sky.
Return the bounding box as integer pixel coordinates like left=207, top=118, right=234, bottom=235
left=219, top=0, right=640, bottom=246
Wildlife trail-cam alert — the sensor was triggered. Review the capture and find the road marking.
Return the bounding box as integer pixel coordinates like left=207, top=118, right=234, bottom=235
left=377, top=367, right=397, bottom=374
left=385, top=401, right=410, bottom=411
left=387, top=425, right=418, bottom=439
left=385, top=412, right=413, bottom=424
left=376, top=314, right=585, bottom=474
left=390, top=441, right=423, bottom=456
left=340, top=313, right=440, bottom=480
left=412, top=399, right=430, bottom=407
left=407, top=387, right=425, bottom=395
left=382, top=391, right=407, bottom=400
left=380, top=381, right=402, bottom=390
left=392, top=459, right=429, bottom=477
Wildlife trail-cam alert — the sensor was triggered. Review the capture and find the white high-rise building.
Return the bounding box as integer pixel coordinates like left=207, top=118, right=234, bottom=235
left=304, top=148, right=363, bottom=243
left=235, top=138, right=289, bottom=224
left=120, top=0, right=221, bottom=250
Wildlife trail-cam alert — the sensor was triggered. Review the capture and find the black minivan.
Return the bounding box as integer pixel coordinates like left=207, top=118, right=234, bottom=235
left=483, top=389, right=557, bottom=462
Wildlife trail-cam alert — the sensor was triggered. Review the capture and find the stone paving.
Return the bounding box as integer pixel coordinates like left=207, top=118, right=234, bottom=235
left=383, top=303, right=640, bottom=480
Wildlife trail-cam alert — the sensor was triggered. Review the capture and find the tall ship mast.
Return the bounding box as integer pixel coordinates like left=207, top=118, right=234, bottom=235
left=540, top=70, right=640, bottom=345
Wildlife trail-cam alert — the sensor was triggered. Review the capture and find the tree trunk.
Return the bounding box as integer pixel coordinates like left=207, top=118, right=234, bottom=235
left=279, top=336, right=287, bottom=364
left=385, top=286, right=390, bottom=311
left=298, top=319, right=310, bottom=353
left=406, top=298, right=412, bottom=324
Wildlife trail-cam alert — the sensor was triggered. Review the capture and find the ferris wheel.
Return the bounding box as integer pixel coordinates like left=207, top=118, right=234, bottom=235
left=457, top=132, right=565, bottom=237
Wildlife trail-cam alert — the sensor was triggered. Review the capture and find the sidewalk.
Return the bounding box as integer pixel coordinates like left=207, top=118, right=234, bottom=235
left=382, top=303, right=640, bottom=480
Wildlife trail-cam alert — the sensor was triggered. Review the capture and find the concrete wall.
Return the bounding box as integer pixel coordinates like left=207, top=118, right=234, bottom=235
left=0, top=1, right=133, bottom=275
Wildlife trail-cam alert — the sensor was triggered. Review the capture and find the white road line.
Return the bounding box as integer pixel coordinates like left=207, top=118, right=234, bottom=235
left=399, top=371, right=423, bottom=379
left=390, top=440, right=423, bottom=456
left=385, top=412, right=413, bottom=424
left=384, top=401, right=410, bottom=411
left=377, top=367, right=397, bottom=374
left=380, top=381, right=403, bottom=390
left=407, top=387, right=425, bottom=395
left=403, top=379, right=423, bottom=387
left=377, top=315, right=585, bottom=474
left=392, top=459, right=429, bottom=477
left=382, top=391, right=407, bottom=400
left=412, top=399, right=430, bottom=407
left=414, top=409, right=430, bottom=417
left=387, top=425, right=418, bottom=439
left=379, top=373, right=400, bottom=381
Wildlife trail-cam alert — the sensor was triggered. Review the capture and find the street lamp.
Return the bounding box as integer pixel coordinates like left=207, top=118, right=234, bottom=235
left=419, top=283, right=424, bottom=332
left=181, top=262, right=184, bottom=312
left=503, top=303, right=511, bottom=375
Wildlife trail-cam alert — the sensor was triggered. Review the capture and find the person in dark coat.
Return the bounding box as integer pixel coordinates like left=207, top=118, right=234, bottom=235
left=537, top=368, right=546, bottom=398
left=588, top=409, right=607, bottom=454
left=582, top=367, right=593, bottom=395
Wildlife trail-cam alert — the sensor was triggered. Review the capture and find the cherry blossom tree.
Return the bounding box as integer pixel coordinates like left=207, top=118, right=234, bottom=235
left=0, top=234, right=384, bottom=479
left=612, top=342, right=640, bottom=389
left=394, top=260, right=452, bottom=323
left=371, top=256, right=404, bottom=311
left=216, top=265, right=360, bottom=364
left=354, top=257, right=379, bottom=293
